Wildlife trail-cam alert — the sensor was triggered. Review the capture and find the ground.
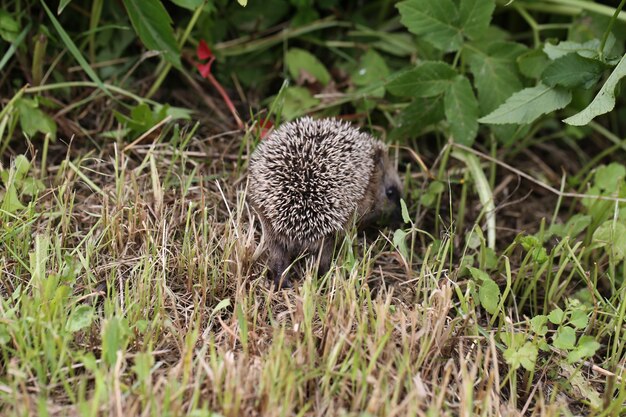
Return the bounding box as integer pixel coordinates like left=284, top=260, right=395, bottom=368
left=1, top=108, right=625, bottom=416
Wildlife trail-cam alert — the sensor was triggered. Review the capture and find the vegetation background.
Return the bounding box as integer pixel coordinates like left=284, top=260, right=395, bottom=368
left=1, top=0, right=626, bottom=415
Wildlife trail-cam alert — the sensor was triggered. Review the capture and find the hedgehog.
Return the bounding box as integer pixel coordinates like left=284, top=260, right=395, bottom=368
left=248, top=116, right=403, bottom=289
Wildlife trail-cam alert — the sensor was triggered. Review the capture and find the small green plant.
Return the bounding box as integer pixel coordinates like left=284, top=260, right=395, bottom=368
left=0, top=155, right=43, bottom=214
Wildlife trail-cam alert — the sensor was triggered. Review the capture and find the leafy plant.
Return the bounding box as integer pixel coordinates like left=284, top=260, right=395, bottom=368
left=0, top=155, right=43, bottom=214
left=387, top=0, right=626, bottom=146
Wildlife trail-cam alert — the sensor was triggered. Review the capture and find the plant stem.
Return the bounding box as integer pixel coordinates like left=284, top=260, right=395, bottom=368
left=599, top=0, right=626, bottom=61
left=41, top=133, right=50, bottom=180
left=25, top=82, right=154, bottom=104
left=89, top=0, right=104, bottom=64
left=514, top=4, right=540, bottom=47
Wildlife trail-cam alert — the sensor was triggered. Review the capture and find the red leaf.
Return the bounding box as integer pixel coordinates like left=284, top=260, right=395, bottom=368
left=258, top=118, right=274, bottom=139
left=195, top=61, right=212, bottom=78
left=197, top=39, right=213, bottom=60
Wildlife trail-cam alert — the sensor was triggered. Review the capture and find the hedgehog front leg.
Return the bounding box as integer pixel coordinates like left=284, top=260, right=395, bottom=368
left=267, top=241, right=293, bottom=290
left=316, top=237, right=334, bottom=277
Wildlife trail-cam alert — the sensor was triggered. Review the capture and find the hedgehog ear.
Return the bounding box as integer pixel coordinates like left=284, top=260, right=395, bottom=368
left=373, top=146, right=385, bottom=169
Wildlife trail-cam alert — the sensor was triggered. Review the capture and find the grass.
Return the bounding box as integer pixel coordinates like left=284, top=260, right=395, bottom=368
left=1, top=112, right=625, bottom=416
left=1, top=2, right=626, bottom=413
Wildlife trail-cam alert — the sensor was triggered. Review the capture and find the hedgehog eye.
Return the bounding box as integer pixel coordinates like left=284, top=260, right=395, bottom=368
left=386, top=187, right=398, bottom=200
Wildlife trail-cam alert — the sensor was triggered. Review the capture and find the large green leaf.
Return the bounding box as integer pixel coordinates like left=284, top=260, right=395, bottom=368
left=593, top=220, right=626, bottom=261
left=564, top=52, right=626, bottom=126
left=169, top=0, right=205, bottom=9
left=16, top=98, right=57, bottom=140
left=459, top=0, right=495, bottom=40
left=444, top=75, right=479, bottom=145
left=466, top=41, right=526, bottom=113
left=517, top=48, right=550, bottom=79
left=122, top=0, right=181, bottom=69
left=397, top=0, right=461, bottom=52
left=543, top=38, right=609, bottom=60
left=352, top=49, right=389, bottom=97
left=285, top=48, right=331, bottom=86
left=541, top=53, right=605, bottom=89
left=390, top=95, right=445, bottom=141
left=478, top=83, right=572, bottom=125
left=387, top=61, right=456, bottom=98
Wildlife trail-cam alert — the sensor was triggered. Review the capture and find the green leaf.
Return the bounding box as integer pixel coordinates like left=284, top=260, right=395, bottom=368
left=285, top=48, right=331, bottom=86
left=444, top=75, right=478, bottom=145
left=517, top=49, right=550, bottom=79
left=400, top=198, right=411, bottom=224
left=595, top=163, right=626, bottom=192
left=13, top=154, right=30, bottom=180
left=466, top=41, right=526, bottom=114
left=58, top=0, right=73, bottom=13
left=397, top=0, right=462, bottom=52
left=280, top=87, right=320, bottom=120
left=371, top=33, right=416, bottom=57
left=543, top=39, right=601, bottom=60
left=593, top=221, right=626, bottom=261
left=419, top=180, right=445, bottom=207
left=500, top=332, right=525, bottom=348
left=0, top=155, right=30, bottom=213
left=468, top=266, right=489, bottom=282
left=393, top=229, right=410, bottom=259
left=567, top=335, right=601, bottom=363
left=564, top=53, right=626, bottom=126
left=352, top=49, right=389, bottom=96
left=390, top=95, right=445, bottom=141
left=40, top=1, right=109, bottom=95
left=66, top=305, right=94, bottom=332
left=478, top=83, right=572, bottom=125
left=0, top=182, right=26, bottom=213
left=237, top=0, right=248, bottom=5
left=478, top=277, right=500, bottom=315
left=132, top=352, right=154, bottom=381
left=548, top=307, right=565, bottom=325
left=0, top=10, right=20, bottom=42
left=530, top=315, right=548, bottom=336
left=30, top=234, right=50, bottom=284
left=211, top=298, right=231, bottom=316
left=21, top=177, right=45, bottom=197
left=169, top=0, right=205, bottom=9
left=102, top=317, right=129, bottom=367
left=0, top=324, right=10, bottom=345
left=504, top=341, right=538, bottom=371
left=122, top=0, right=182, bottom=69
left=387, top=61, right=457, bottom=98
left=549, top=214, right=591, bottom=239
left=469, top=267, right=500, bottom=314
left=569, top=309, right=588, bottom=329
left=541, top=53, right=605, bottom=89
left=519, top=235, right=548, bottom=264
left=553, top=326, right=576, bottom=350
left=16, top=98, right=57, bottom=140
left=459, top=0, right=495, bottom=40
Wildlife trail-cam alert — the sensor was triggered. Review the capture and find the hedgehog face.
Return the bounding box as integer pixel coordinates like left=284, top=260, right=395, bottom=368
left=358, top=147, right=403, bottom=227
left=376, top=151, right=403, bottom=224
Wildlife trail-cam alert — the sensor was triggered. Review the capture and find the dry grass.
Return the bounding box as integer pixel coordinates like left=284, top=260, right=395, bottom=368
left=1, top=120, right=625, bottom=417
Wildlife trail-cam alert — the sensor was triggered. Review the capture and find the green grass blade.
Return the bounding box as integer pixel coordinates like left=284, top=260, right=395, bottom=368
left=0, top=23, right=31, bottom=72
left=40, top=0, right=110, bottom=96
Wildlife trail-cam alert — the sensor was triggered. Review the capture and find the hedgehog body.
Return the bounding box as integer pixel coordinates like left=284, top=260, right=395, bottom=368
left=248, top=117, right=402, bottom=288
